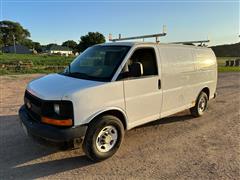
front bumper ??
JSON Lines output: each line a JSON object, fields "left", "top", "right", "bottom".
{"left": 19, "top": 105, "right": 87, "bottom": 143}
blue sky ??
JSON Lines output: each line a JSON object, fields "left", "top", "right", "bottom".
{"left": 1, "top": 0, "right": 239, "bottom": 46}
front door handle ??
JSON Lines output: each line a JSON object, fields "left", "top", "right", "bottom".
{"left": 158, "top": 79, "right": 161, "bottom": 89}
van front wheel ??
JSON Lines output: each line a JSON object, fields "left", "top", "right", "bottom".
{"left": 190, "top": 92, "right": 208, "bottom": 117}
{"left": 83, "top": 115, "right": 124, "bottom": 162}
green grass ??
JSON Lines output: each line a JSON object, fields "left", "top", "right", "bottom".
{"left": 0, "top": 53, "right": 73, "bottom": 66}
{"left": 0, "top": 53, "right": 239, "bottom": 75}
{"left": 0, "top": 53, "right": 74, "bottom": 75}
{"left": 217, "top": 57, "right": 240, "bottom": 72}
{"left": 218, "top": 66, "right": 240, "bottom": 72}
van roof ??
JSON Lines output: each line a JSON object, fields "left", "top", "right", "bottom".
{"left": 100, "top": 42, "right": 210, "bottom": 49}
{"left": 101, "top": 42, "right": 153, "bottom": 46}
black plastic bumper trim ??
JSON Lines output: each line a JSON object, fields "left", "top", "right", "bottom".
{"left": 19, "top": 106, "right": 87, "bottom": 143}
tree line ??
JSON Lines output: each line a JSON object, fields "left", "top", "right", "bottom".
{"left": 0, "top": 20, "right": 105, "bottom": 53}
{"left": 211, "top": 43, "right": 240, "bottom": 57}
{"left": 1, "top": 20, "right": 239, "bottom": 57}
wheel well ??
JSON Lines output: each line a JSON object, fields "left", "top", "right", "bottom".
{"left": 202, "top": 87, "right": 210, "bottom": 99}
{"left": 94, "top": 110, "right": 127, "bottom": 130}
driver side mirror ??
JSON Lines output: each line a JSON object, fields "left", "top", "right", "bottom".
{"left": 129, "top": 62, "right": 143, "bottom": 77}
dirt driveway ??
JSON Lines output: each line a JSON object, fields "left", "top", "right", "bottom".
{"left": 0, "top": 73, "right": 239, "bottom": 179}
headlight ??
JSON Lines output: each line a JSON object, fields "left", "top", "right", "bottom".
{"left": 54, "top": 104, "right": 60, "bottom": 115}
{"left": 42, "top": 101, "right": 73, "bottom": 123}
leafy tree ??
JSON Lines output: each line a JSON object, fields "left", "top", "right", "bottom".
{"left": 39, "top": 43, "right": 58, "bottom": 53}
{"left": 0, "top": 20, "right": 30, "bottom": 47}
{"left": 33, "top": 42, "right": 42, "bottom": 53}
{"left": 20, "top": 38, "right": 34, "bottom": 49}
{"left": 19, "top": 39, "right": 42, "bottom": 52}
{"left": 46, "top": 43, "right": 58, "bottom": 49}
{"left": 0, "top": 33, "right": 3, "bottom": 48}
{"left": 77, "top": 32, "right": 105, "bottom": 52}
{"left": 62, "top": 40, "right": 77, "bottom": 51}
{"left": 211, "top": 43, "right": 240, "bottom": 57}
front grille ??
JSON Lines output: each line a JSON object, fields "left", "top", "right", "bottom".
{"left": 25, "top": 91, "right": 42, "bottom": 107}
{"left": 23, "top": 90, "right": 74, "bottom": 127}
{"left": 24, "top": 90, "right": 42, "bottom": 122}
{"left": 27, "top": 108, "right": 41, "bottom": 122}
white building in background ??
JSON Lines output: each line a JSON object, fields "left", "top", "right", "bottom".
{"left": 46, "top": 45, "right": 73, "bottom": 56}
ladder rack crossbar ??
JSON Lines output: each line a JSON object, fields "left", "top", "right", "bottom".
{"left": 109, "top": 33, "right": 167, "bottom": 42}
{"left": 170, "top": 40, "right": 210, "bottom": 44}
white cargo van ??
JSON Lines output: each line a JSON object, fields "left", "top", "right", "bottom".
{"left": 19, "top": 40, "right": 217, "bottom": 161}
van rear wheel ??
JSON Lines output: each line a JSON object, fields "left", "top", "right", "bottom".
{"left": 190, "top": 92, "right": 208, "bottom": 117}
{"left": 83, "top": 115, "right": 124, "bottom": 162}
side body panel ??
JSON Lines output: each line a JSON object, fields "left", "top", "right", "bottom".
{"left": 158, "top": 45, "right": 196, "bottom": 117}
{"left": 192, "top": 47, "right": 217, "bottom": 100}
{"left": 158, "top": 44, "right": 217, "bottom": 118}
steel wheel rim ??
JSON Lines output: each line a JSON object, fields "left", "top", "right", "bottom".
{"left": 96, "top": 125, "right": 118, "bottom": 153}
{"left": 198, "top": 96, "right": 207, "bottom": 113}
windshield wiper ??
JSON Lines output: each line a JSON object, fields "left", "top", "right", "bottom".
{"left": 66, "top": 72, "right": 93, "bottom": 79}
{"left": 61, "top": 70, "right": 108, "bottom": 81}
{"left": 64, "top": 64, "right": 87, "bottom": 78}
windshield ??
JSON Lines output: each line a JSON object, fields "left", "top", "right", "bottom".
{"left": 63, "top": 45, "right": 130, "bottom": 81}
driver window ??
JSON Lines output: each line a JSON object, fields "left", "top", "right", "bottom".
{"left": 117, "top": 47, "right": 158, "bottom": 80}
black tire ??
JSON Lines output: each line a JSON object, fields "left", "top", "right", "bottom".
{"left": 190, "top": 91, "right": 208, "bottom": 117}
{"left": 83, "top": 115, "right": 124, "bottom": 162}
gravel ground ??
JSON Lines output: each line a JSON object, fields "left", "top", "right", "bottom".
{"left": 0, "top": 73, "right": 239, "bottom": 180}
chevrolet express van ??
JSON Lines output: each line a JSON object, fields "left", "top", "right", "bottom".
{"left": 19, "top": 42, "right": 217, "bottom": 161}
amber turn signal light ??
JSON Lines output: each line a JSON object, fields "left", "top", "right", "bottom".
{"left": 41, "top": 116, "right": 73, "bottom": 126}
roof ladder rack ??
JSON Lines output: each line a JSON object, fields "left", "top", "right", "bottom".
{"left": 109, "top": 25, "right": 167, "bottom": 43}
{"left": 169, "top": 40, "right": 210, "bottom": 46}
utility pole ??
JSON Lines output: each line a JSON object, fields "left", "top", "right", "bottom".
{"left": 12, "top": 34, "right": 16, "bottom": 53}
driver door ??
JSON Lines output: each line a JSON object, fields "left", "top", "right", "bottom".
{"left": 119, "top": 46, "right": 162, "bottom": 129}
